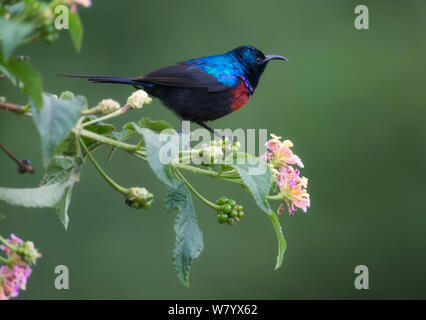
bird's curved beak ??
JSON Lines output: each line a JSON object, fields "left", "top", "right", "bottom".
{"left": 264, "top": 55, "right": 288, "bottom": 63}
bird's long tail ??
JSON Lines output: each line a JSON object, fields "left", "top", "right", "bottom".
{"left": 60, "top": 74, "right": 140, "bottom": 86}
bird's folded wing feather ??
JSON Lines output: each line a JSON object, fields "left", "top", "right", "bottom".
{"left": 132, "top": 62, "right": 230, "bottom": 93}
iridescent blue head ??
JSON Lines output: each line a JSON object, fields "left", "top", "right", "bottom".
{"left": 229, "top": 45, "right": 288, "bottom": 89}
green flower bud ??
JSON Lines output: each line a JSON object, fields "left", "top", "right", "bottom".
{"left": 17, "top": 241, "right": 42, "bottom": 265}
{"left": 132, "top": 201, "right": 141, "bottom": 209}
{"left": 126, "top": 187, "right": 154, "bottom": 210}
{"left": 229, "top": 210, "right": 238, "bottom": 218}
{"left": 223, "top": 204, "right": 232, "bottom": 214}
{"left": 237, "top": 211, "right": 245, "bottom": 219}
{"left": 216, "top": 196, "right": 228, "bottom": 205}
{"left": 228, "top": 199, "right": 236, "bottom": 207}
{"left": 218, "top": 213, "right": 228, "bottom": 224}
{"left": 226, "top": 217, "right": 234, "bottom": 225}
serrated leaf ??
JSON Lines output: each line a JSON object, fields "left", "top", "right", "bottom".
{"left": 0, "top": 18, "right": 34, "bottom": 60}
{"left": 55, "top": 184, "right": 73, "bottom": 230}
{"left": 0, "top": 59, "right": 16, "bottom": 85}
{"left": 31, "top": 93, "right": 85, "bottom": 167}
{"left": 111, "top": 129, "right": 132, "bottom": 142}
{"left": 132, "top": 117, "right": 174, "bottom": 133}
{"left": 6, "top": 2, "right": 26, "bottom": 15}
{"left": 40, "top": 155, "right": 76, "bottom": 186}
{"left": 1, "top": 56, "right": 43, "bottom": 109}
{"left": 40, "top": 155, "right": 81, "bottom": 229}
{"left": 132, "top": 124, "right": 180, "bottom": 188}
{"left": 68, "top": 12, "right": 83, "bottom": 52}
{"left": 269, "top": 212, "right": 287, "bottom": 270}
{"left": 231, "top": 158, "right": 272, "bottom": 214}
{"left": 164, "top": 182, "right": 203, "bottom": 287}
{"left": 84, "top": 116, "right": 115, "bottom": 135}
{"left": 59, "top": 91, "right": 75, "bottom": 100}
{"left": 0, "top": 180, "right": 72, "bottom": 208}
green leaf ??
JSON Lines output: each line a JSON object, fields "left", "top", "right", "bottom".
{"left": 0, "top": 154, "right": 79, "bottom": 228}
{"left": 0, "top": 180, "right": 72, "bottom": 208}
{"left": 133, "top": 117, "right": 174, "bottom": 133}
{"left": 55, "top": 184, "right": 73, "bottom": 230}
{"left": 0, "top": 55, "right": 43, "bottom": 108}
{"left": 40, "top": 155, "right": 76, "bottom": 185}
{"left": 68, "top": 12, "right": 83, "bottom": 52}
{"left": 116, "top": 117, "right": 174, "bottom": 147}
{"left": 84, "top": 116, "right": 116, "bottom": 135}
{"left": 40, "top": 155, "right": 81, "bottom": 230}
{"left": 111, "top": 129, "right": 132, "bottom": 142}
{"left": 31, "top": 93, "right": 85, "bottom": 167}
{"left": 164, "top": 182, "right": 203, "bottom": 287}
{"left": 0, "top": 18, "right": 34, "bottom": 60}
{"left": 231, "top": 158, "right": 272, "bottom": 214}
{"left": 269, "top": 212, "right": 287, "bottom": 270}
{"left": 132, "top": 124, "right": 180, "bottom": 188}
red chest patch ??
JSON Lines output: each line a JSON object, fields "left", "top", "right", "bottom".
{"left": 230, "top": 80, "right": 251, "bottom": 111}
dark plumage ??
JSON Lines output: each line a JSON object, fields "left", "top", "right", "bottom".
{"left": 63, "top": 46, "right": 287, "bottom": 134}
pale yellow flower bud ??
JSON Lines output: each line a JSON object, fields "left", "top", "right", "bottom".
{"left": 300, "top": 177, "right": 308, "bottom": 188}
{"left": 270, "top": 133, "right": 281, "bottom": 141}
{"left": 95, "top": 99, "right": 121, "bottom": 114}
{"left": 129, "top": 187, "right": 150, "bottom": 200}
{"left": 127, "top": 90, "right": 152, "bottom": 109}
{"left": 202, "top": 145, "right": 224, "bottom": 164}
{"left": 283, "top": 140, "right": 294, "bottom": 148}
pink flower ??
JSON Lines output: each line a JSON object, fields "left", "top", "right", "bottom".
{"left": 263, "top": 134, "right": 310, "bottom": 215}
{"left": 0, "top": 264, "right": 32, "bottom": 300}
{"left": 0, "top": 234, "right": 39, "bottom": 300}
{"left": 263, "top": 134, "right": 304, "bottom": 168}
{"left": 277, "top": 166, "right": 310, "bottom": 215}
{"left": 71, "top": 0, "right": 92, "bottom": 13}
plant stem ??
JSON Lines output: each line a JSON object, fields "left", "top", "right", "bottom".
{"left": 82, "top": 105, "right": 131, "bottom": 127}
{"left": 0, "top": 101, "right": 31, "bottom": 116}
{"left": 0, "top": 143, "right": 35, "bottom": 174}
{"left": 174, "top": 163, "right": 243, "bottom": 184}
{"left": 0, "top": 235, "right": 16, "bottom": 252}
{"left": 175, "top": 169, "right": 221, "bottom": 211}
{"left": 268, "top": 194, "right": 283, "bottom": 200}
{"left": 0, "top": 255, "right": 11, "bottom": 265}
{"left": 79, "top": 138, "right": 129, "bottom": 195}
{"left": 73, "top": 128, "right": 143, "bottom": 153}
{"left": 132, "top": 153, "right": 148, "bottom": 162}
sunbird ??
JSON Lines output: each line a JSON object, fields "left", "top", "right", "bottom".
{"left": 64, "top": 46, "right": 287, "bottom": 136}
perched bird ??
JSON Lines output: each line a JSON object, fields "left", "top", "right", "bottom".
{"left": 63, "top": 45, "right": 287, "bottom": 136}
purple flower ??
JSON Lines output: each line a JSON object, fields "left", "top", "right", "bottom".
{"left": 0, "top": 264, "right": 32, "bottom": 300}
{"left": 0, "top": 234, "right": 39, "bottom": 300}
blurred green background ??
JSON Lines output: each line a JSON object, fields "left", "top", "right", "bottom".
{"left": 1, "top": 0, "right": 426, "bottom": 299}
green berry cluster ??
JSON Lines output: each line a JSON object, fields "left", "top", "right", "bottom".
{"left": 125, "top": 187, "right": 153, "bottom": 210}
{"left": 199, "top": 138, "right": 242, "bottom": 166}
{"left": 215, "top": 197, "right": 244, "bottom": 225}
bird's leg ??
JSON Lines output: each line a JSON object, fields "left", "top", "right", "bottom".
{"left": 198, "top": 122, "right": 234, "bottom": 142}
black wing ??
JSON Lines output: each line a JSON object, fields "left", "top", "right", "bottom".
{"left": 132, "top": 62, "right": 230, "bottom": 93}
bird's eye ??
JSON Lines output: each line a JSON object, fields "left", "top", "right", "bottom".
{"left": 256, "top": 57, "right": 263, "bottom": 63}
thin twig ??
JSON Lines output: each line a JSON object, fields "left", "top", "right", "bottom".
{"left": 0, "top": 101, "right": 26, "bottom": 113}
{"left": 0, "top": 144, "right": 35, "bottom": 174}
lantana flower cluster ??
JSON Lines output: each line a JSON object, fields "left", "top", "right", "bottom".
{"left": 0, "top": 234, "right": 41, "bottom": 300}
{"left": 263, "top": 134, "right": 310, "bottom": 215}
